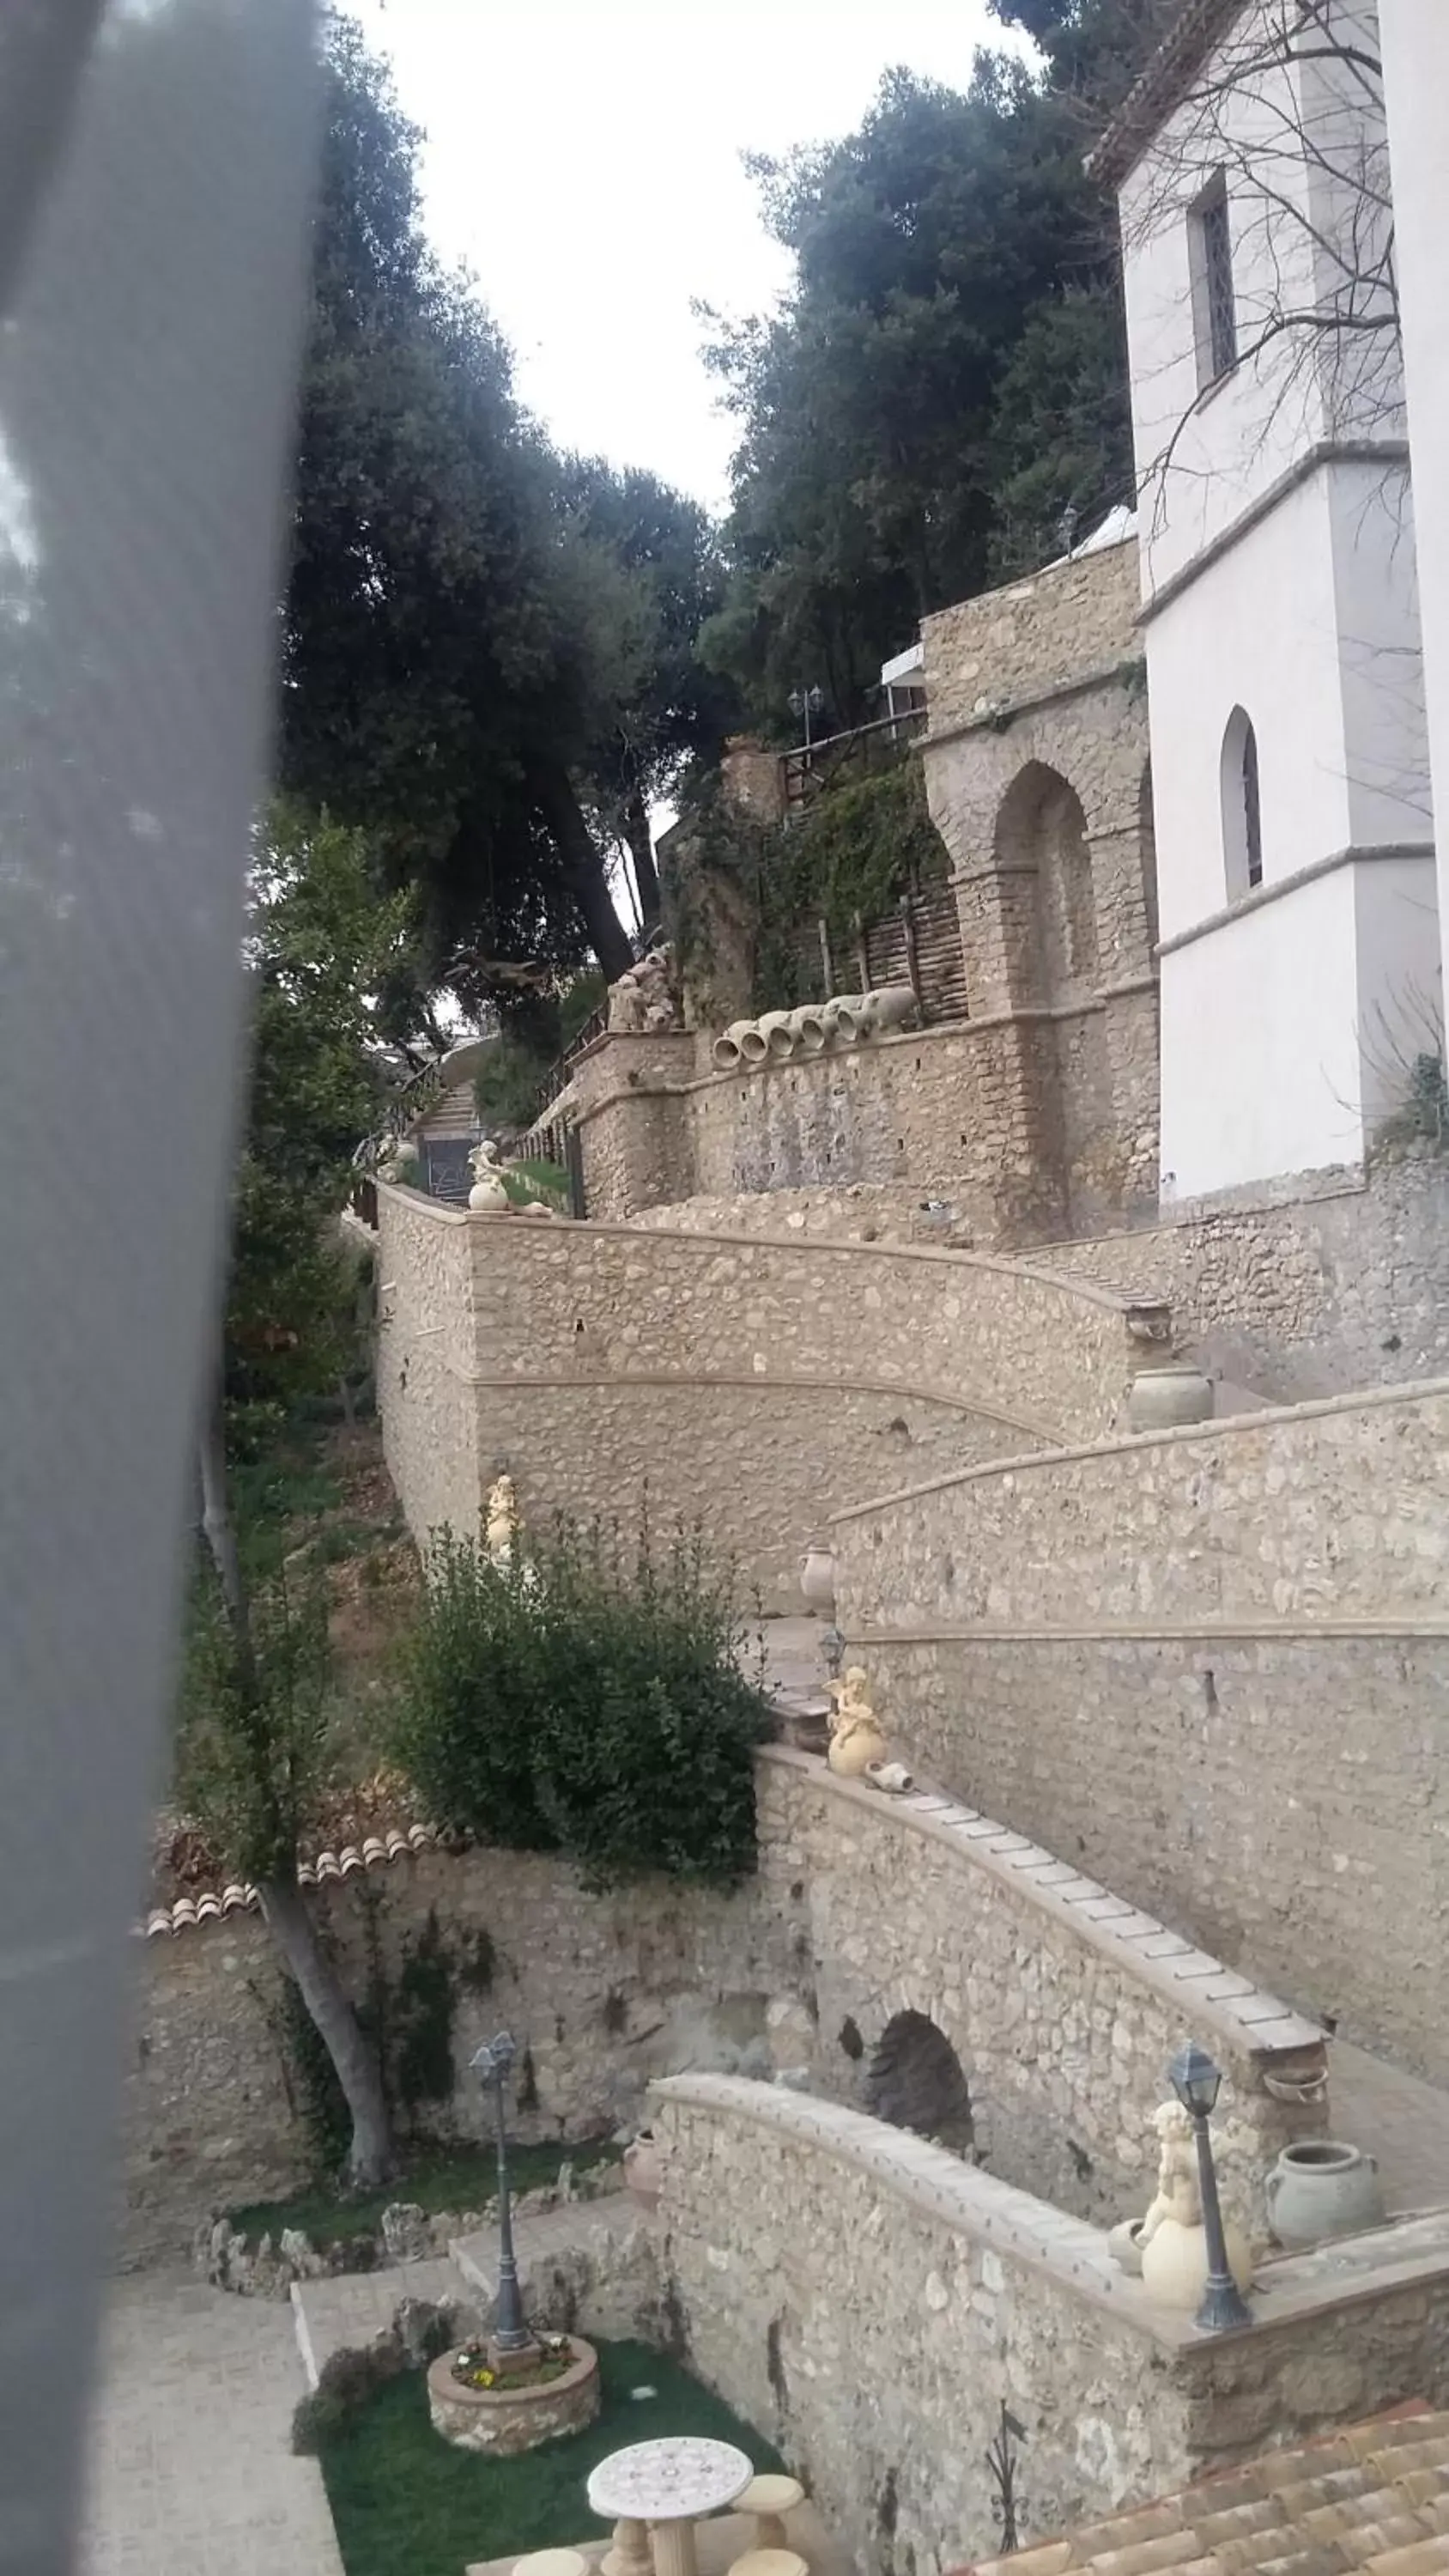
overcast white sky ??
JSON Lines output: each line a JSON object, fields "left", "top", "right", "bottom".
{"left": 351, "top": 1, "right": 1015, "bottom": 515}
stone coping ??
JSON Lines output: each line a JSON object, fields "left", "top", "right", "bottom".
{"left": 828, "top": 1370, "right": 1449, "bottom": 1528}
{"left": 758, "top": 1747, "right": 1325, "bottom": 2068}
{"left": 377, "top": 1182, "right": 1158, "bottom": 1325}
{"left": 852, "top": 1617, "right": 1449, "bottom": 1643}
{"left": 652, "top": 2072, "right": 1449, "bottom": 2348}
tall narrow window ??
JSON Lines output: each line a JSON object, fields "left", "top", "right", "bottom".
{"left": 1221, "top": 707, "right": 1263, "bottom": 896}
{"left": 1190, "top": 173, "right": 1238, "bottom": 386}
{"left": 1240, "top": 724, "right": 1262, "bottom": 888}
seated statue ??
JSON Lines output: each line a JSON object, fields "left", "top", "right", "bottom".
{"left": 1137, "top": 2100, "right": 1202, "bottom": 2245}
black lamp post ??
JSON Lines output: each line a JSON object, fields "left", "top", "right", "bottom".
{"left": 1167, "top": 2039, "right": 1254, "bottom": 2335}
{"left": 471, "top": 2032, "right": 536, "bottom": 2360}
{"left": 789, "top": 683, "right": 825, "bottom": 751}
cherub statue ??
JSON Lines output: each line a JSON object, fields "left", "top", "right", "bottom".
{"left": 607, "top": 972, "right": 646, "bottom": 1032}
{"left": 485, "top": 1472, "right": 519, "bottom": 1566}
{"left": 1137, "top": 2100, "right": 1202, "bottom": 2246}
{"left": 826, "top": 1666, "right": 887, "bottom": 1778}
{"left": 468, "top": 1137, "right": 509, "bottom": 1212}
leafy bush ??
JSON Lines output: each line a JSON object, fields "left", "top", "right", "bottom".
{"left": 392, "top": 1517, "right": 772, "bottom": 1888}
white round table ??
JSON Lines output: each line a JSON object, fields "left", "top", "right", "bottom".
{"left": 588, "top": 2436, "right": 754, "bottom": 2576}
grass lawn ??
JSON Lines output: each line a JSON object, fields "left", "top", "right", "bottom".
{"left": 231, "top": 2135, "right": 621, "bottom": 2248}
{"left": 319, "top": 2337, "right": 783, "bottom": 2576}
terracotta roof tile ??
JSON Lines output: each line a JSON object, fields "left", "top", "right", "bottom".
{"left": 141, "top": 1820, "right": 440, "bottom": 1936}
{"left": 955, "top": 2412, "right": 1449, "bottom": 2576}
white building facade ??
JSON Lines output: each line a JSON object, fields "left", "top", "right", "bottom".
{"left": 1096, "top": 0, "right": 1438, "bottom": 1203}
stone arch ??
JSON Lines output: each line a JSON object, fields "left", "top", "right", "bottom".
{"left": 864, "top": 2010, "right": 975, "bottom": 2157}
{"left": 993, "top": 760, "right": 1101, "bottom": 1008}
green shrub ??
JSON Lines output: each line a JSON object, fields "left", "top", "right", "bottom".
{"left": 392, "top": 1517, "right": 772, "bottom": 1888}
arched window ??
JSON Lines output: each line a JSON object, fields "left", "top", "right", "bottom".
{"left": 1221, "top": 708, "right": 1263, "bottom": 897}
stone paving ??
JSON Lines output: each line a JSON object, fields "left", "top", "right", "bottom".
{"left": 1332, "top": 2039, "right": 1449, "bottom": 2216}
{"left": 78, "top": 2271, "right": 343, "bottom": 2576}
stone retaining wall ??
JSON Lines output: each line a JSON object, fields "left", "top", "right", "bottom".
{"left": 1027, "top": 1154, "right": 1449, "bottom": 1400}
{"left": 376, "top": 1188, "right": 1162, "bottom": 1601}
{"left": 756, "top": 1754, "right": 1323, "bottom": 2236}
{"left": 652, "top": 2075, "right": 1449, "bottom": 2576}
{"left": 124, "top": 1752, "right": 1328, "bottom": 2263}
{"left": 830, "top": 1382, "right": 1449, "bottom": 2077}
{"left": 835, "top": 1381, "right": 1449, "bottom": 1631}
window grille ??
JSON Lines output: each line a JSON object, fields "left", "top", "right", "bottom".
{"left": 1192, "top": 175, "right": 1238, "bottom": 384}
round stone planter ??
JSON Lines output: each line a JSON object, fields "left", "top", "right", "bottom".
{"left": 427, "top": 2339, "right": 601, "bottom": 2457}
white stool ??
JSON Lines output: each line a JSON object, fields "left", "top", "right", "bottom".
{"left": 727, "top": 2549, "right": 808, "bottom": 2576}
{"left": 737, "top": 2478, "right": 807, "bottom": 2553}
{"left": 514, "top": 2554, "right": 590, "bottom": 2576}
{"left": 601, "top": 2524, "right": 652, "bottom": 2576}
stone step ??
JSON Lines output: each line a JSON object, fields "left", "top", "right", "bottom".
{"left": 291, "top": 2254, "right": 460, "bottom": 2390}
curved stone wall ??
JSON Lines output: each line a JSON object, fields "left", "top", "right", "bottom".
{"left": 652, "top": 2073, "right": 1449, "bottom": 2576}
{"left": 756, "top": 1751, "right": 1320, "bottom": 2235}
{"left": 829, "top": 1381, "right": 1449, "bottom": 2075}
{"left": 377, "top": 1187, "right": 1163, "bottom": 1603}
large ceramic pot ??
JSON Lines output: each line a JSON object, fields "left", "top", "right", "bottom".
{"left": 748, "top": 1009, "right": 796, "bottom": 1061}
{"left": 1140, "top": 2215, "right": 1253, "bottom": 2311}
{"left": 1127, "top": 1363, "right": 1215, "bottom": 1433}
{"left": 712, "top": 1020, "right": 754, "bottom": 1072}
{"left": 786, "top": 1005, "right": 828, "bottom": 1054}
{"left": 799, "top": 1540, "right": 837, "bottom": 1618}
{"left": 1266, "top": 2141, "right": 1385, "bottom": 2249}
{"left": 828, "top": 1718, "right": 887, "bottom": 1777}
{"left": 825, "top": 996, "right": 870, "bottom": 1044}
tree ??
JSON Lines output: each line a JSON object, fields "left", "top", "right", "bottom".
{"left": 280, "top": 15, "right": 634, "bottom": 1003}
{"left": 700, "top": 59, "right": 1137, "bottom": 733}
{"left": 189, "top": 807, "right": 415, "bottom": 2188}
{"left": 556, "top": 459, "right": 735, "bottom": 928}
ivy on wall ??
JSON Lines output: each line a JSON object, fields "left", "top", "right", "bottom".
{"left": 267, "top": 1897, "right": 498, "bottom": 2177}
{"left": 666, "top": 751, "right": 949, "bottom": 1017}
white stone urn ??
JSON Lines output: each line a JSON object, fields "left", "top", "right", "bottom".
{"left": 623, "top": 2130, "right": 664, "bottom": 2211}
{"left": 1140, "top": 2215, "right": 1253, "bottom": 2311}
{"left": 799, "top": 1540, "right": 837, "bottom": 1619}
{"left": 1127, "top": 1362, "right": 1215, "bottom": 1434}
{"left": 1265, "top": 2140, "right": 1385, "bottom": 2249}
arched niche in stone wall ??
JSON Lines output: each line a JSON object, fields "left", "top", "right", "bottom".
{"left": 864, "top": 2009, "right": 976, "bottom": 2159}
{"left": 992, "top": 759, "right": 1100, "bottom": 1008}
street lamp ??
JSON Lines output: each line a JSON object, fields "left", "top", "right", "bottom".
{"left": 1167, "top": 2039, "right": 1254, "bottom": 2335}
{"left": 788, "top": 683, "right": 825, "bottom": 751}
{"left": 471, "top": 2032, "right": 538, "bottom": 2366}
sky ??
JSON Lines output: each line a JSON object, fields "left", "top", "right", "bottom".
{"left": 351, "top": 0, "right": 1016, "bottom": 517}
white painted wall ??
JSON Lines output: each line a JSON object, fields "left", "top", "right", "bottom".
{"left": 1120, "top": 0, "right": 1396, "bottom": 603}
{"left": 1145, "top": 470, "right": 1351, "bottom": 945}
{"left": 1380, "top": 0, "right": 1449, "bottom": 1028}
{"left": 1161, "top": 869, "right": 1363, "bottom": 1197}
{"left": 1353, "top": 854, "right": 1443, "bottom": 1124}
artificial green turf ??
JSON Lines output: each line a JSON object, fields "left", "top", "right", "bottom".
{"left": 230, "top": 2136, "right": 621, "bottom": 2249}
{"left": 319, "top": 2336, "right": 783, "bottom": 2576}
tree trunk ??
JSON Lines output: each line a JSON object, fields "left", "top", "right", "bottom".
{"left": 622, "top": 787, "right": 661, "bottom": 934}
{"left": 258, "top": 1874, "right": 396, "bottom": 2188}
{"left": 198, "top": 1397, "right": 252, "bottom": 1655}
{"left": 197, "top": 1393, "right": 394, "bottom": 2188}
{"left": 537, "top": 771, "right": 633, "bottom": 981}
